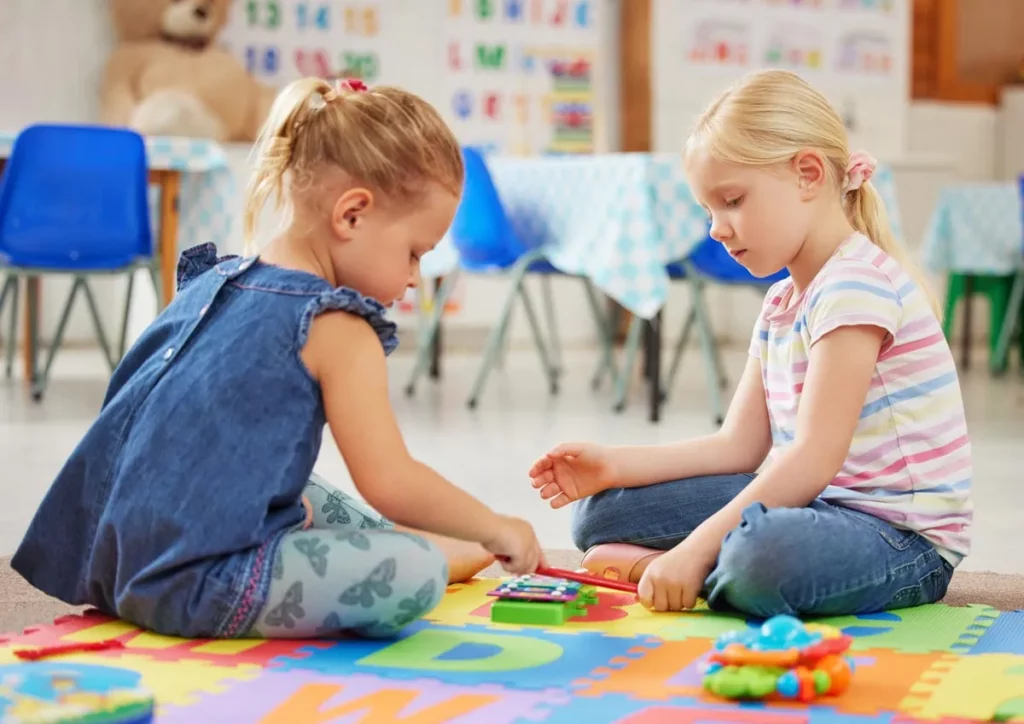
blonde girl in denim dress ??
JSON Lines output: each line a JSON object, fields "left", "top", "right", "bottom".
{"left": 14, "top": 78, "right": 544, "bottom": 639}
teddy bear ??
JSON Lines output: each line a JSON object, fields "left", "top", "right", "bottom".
{"left": 101, "top": 0, "right": 278, "bottom": 142}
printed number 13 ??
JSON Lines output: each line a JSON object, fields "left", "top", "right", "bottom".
{"left": 246, "top": 0, "right": 281, "bottom": 28}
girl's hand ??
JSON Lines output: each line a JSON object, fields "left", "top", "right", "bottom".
{"left": 301, "top": 495, "right": 314, "bottom": 530}
{"left": 484, "top": 515, "right": 546, "bottom": 575}
{"left": 529, "top": 442, "right": 616, "bottom": 508}
{"left": 638, "top": 537, "right": 718, "bottom": 612}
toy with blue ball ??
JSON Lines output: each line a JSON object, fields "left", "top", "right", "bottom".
{"left": 703, "top": 615, "right": 856, "bottom": 702}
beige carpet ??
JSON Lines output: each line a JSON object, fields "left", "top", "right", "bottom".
{"left": 0, "top": 553, "right": 1020, "bottom": 634}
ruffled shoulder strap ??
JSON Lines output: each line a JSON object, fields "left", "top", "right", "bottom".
{"left": 299, "top": 286, "right": 399, "bottom": 356}
{"left": 176, "top": 243, "right": 240, "bottom": 292}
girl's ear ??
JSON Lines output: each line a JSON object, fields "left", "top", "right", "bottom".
{"left": 331, "top": 188, "right": 374, "bottom": 239}
{"left": 791, "top": 149, "right": 828, "bottom": 200}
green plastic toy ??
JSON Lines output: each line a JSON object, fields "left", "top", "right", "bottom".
{"left": 488, "top": 574, "right": 599, "bottom": 626}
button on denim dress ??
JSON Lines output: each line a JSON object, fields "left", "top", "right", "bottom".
{"left": 12, "top": 243, "right": 399, "bottom": 638}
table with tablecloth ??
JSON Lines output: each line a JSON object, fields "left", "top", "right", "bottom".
{"left": 419, "top": 151, "right": 904, "bottom": 420}
{"left": 921, "top": 182, "right": 1023, "bottom": 370}
{"left": 923, "top": 183, "right": 1022, "bottom": 275}
{"left": 0, "top": 131, "right": 236, "bottom": 382}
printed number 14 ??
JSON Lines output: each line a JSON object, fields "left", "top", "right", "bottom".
{"left": 296, "top": 3, "right": 330, "bottom": 29}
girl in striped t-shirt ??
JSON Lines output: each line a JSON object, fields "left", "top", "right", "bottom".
{"left": 528, "top": 69, "right": 972, "bottom": 617}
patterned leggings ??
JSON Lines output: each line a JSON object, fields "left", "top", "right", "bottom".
{"left": 248, "top": 473, "right": 448, "bottom": 639}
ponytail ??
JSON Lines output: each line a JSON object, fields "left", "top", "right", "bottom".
{"left": 243, "top": 78, "right": 335, "bottom": 254}
{"left": 846, "top": 182, "right": 942, "bottom": 321}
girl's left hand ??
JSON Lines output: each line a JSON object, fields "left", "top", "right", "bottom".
{"left": 637, "top": 537, "right": 718, "bottom": 612}
{"left": 301, "top": 495, "right": 314, "bottom": 530}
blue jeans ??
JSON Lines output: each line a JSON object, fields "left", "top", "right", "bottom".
{"left": 571, "top": 473, "right": 954, "bottom": 618}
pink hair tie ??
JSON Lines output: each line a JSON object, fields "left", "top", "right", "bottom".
{"left": 843, "top": 151, "right": 877, "bottom": 194}
{"left": 338, "top": 78, "right": 368, "bottom": 93}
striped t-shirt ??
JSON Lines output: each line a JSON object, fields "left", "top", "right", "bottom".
{"left": 749, "top": 234, "right": 972, "bottom": 565}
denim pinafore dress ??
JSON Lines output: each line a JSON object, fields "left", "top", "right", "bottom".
{"left": 12, "top": 243, "right": 398, "bottom": 638}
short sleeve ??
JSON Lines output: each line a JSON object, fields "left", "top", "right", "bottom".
{"left": 298, "top": 287, "right": 399, "bottom": 356}
{"left": 804, "top": 262, "right": 902, "bottom": 347}
{"left": 176, "top": 243, "right": 238, "bottom": 292}
{"left": 749, "top": 280, "right": 789, "bottom": 359}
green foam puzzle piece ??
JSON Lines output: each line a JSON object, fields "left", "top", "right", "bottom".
{"left": 813, "top": 603, "right": 999, "bottom": 653}
{"left": 656, "top": 610, "right": 751, "bottom": 641}
{"left": 993, "top": 696, "right": 1024, "bottom": 722}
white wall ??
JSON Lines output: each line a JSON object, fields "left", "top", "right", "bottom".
{"left": 0, "top": 0, "right": 120, "bottom": 346}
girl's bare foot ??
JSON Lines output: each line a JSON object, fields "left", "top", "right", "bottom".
{"left": 396, "top": 527, "right": 496, "bottom": 583}
{"left": 581, "top": 543, "right": 663, "bottom": 583}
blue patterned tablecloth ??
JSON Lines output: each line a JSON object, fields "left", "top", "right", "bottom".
{"left": 0, "top": 133, "right": 236, "bottom": 253}
{"left": 922, "top": 183, "right": 1022, "bottom": 275}
{"left": 422, "top": 152, "right": 905, "bottom": 319}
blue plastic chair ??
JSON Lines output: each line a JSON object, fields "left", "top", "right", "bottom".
{"left": 0, "top": 124, "right": 158, "bottom": 400}
{"left": 404, "top": 146, "right": 615, "bottom": 408}
{"left": 992, "top": 175, "right": 1024, "bottom": 375}
{"left": 608, "top": 235, "right": 789, "bottom": 424}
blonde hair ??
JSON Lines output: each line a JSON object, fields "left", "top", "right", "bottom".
{"left": 243, "top": 77, "right": 464, "bottom": 252}
{"left": 684, "top": 69, "right": 941, "bottom": 319}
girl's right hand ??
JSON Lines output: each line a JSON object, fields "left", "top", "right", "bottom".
{"left": 528, "top": 442, "right": 616, "bottom": 508}
{"left": 484, "top": 515, "right": 545, "bottom": 575}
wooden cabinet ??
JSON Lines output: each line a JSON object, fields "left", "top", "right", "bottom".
{"left": 911, "top": 0, "right": 1021, "bottom": 104}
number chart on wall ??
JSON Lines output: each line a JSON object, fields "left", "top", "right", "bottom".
{"left": 220, "top": 0, "right": 396, "bottom": 87}
{"left": 444, "top": 0, "right": 603, "bottom": 157}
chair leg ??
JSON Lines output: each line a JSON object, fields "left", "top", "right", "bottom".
{"left": 35, "top": 278, "right": 83, "bottom": 399}
{"left": 583, "top": 279, "right": 620, "bottom": 390}
{"left": 5, "top": 276, "right": 20, "bottom": 380}
{"left": 612, "top": 313, "right": 646, "bottom": 413}
{"left": 118, "top": 271, "right": 137, "bottom": 362}
{"left": 405, "top": 271, "right": 460, "bottom": 396}
{"left": 149, "top": 265, "right": 164, "bottom": 313}
{"left": 496, "top": 300, "right": 515, "bottom": 370}
{"left": 518, "top": 280, "right": 559, "bottom": 395}
{"left": 80, "top": 278, "right": 116, "bottom": 372}
{"left": 684, "top": 267, "right": 725, "bottom": 426}
{"left": 665, "top": 305, "right": 697, "bottom": 399}
{"left": 27, "top": 276, "right": 41, "bottom": 400}
{"left": 0, "top": 276, "right": 11, "bottom": 326}
{"left": 540, "top": 274, "right": 562, "bottom": 375}
{"left": 467, "top": 263, "right": 532, "bottom": 409}
{"left": 0, "top": 276, "right": 14, "bottom": 379}
{"left": 992, "top": 269, "right": 1024, "bottom": 375}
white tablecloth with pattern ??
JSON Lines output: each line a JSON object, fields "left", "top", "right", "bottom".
{"left": 922, "top": 183, "right": 1022, "bottom": 275}
{"left": 423, "top": 152, "right": 904, "bottom": 319}
{"left": 0, "top": 133, "right": 236, "bottom": 254}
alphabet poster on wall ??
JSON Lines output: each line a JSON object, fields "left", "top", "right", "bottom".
{"left": 443, "top": 0, "right": 602, "bottom": 156}
{"left": 672, "top": 0, "right": 904, "bottom": 83}
{"left": 653, "top": 0, "right": 910, "bottom": 157}
{"left": 219, "top": 0, "right": 399, "bottom": 87}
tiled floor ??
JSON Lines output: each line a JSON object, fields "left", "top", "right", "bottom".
{"left": 1, "top": 344, "right": 1022, "bottom": 574}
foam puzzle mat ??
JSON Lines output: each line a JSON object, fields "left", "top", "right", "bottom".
{"left": 1, "top": 578, "right": 1023, "bottom": 722}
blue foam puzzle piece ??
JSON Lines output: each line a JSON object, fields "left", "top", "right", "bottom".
{"left": 532, "top": 692, "right": 898, "bottom": 723}
{"left": 268, "top": 621, "right": 660, "bottom": 691}
{"left": 964, "top": 611, "right": 1024, "bottom": 655}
